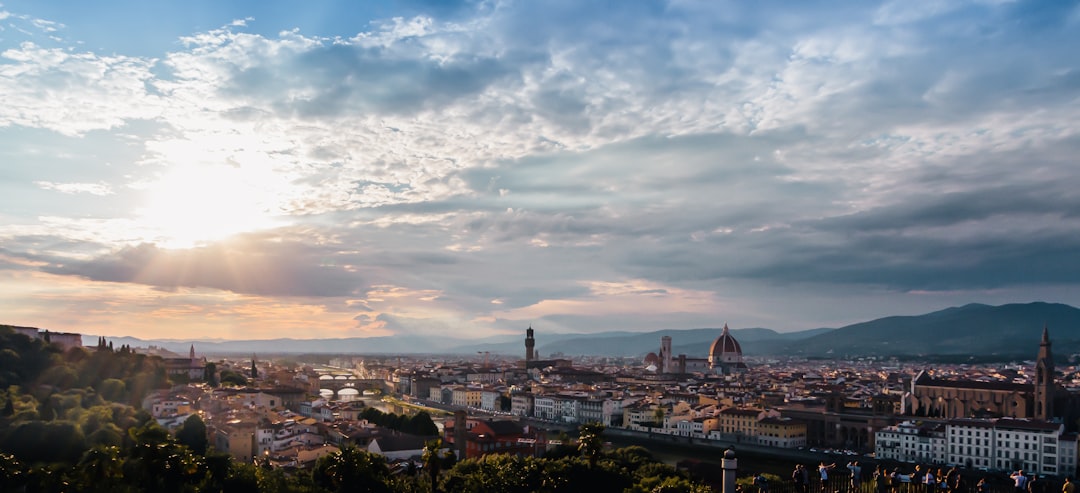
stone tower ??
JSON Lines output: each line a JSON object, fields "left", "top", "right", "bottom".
{"left": 525, "top": 326, "right": 536, "bottom": 363}
{"left": 660, "top": 336, "right": 673, "bottom": 374}
{"left": 1035, "top": 326, "right": 1055, "bottom": 421}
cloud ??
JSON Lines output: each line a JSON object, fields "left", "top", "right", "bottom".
{"left": 2, "top": 0, "right": 1080, "bottom": 337}
{"left": 0, "top": 43, "right": 162, "bottom": 136}
{"left": 39, "top": 237, "right": 368, "bottom": 298}
{"left": 34, "top": 181, "right": 114, "bottom": 196}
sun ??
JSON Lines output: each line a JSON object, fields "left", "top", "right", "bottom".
{"left": 135, "top": 163, "right": 285, "bottom": 248}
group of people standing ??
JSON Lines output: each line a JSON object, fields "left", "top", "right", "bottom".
{"left": 789, "top": 462, "right": 863, "bottom": 493}
{"left": 789, "top": 462, "right": 965, "bottom": 493}
{"left": 784, "top": 463, "right": 1076, "bottom": 493}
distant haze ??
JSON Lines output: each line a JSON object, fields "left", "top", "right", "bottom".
{"left": 2, "top": 2, "right": 1080, "bottom": 340}
{"left": 26, "top": 302, "right": 1076, "bottom": 358}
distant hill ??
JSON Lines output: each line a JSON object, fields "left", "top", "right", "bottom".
{"left": 8, "top": 302, "right": 1077, "bottom": 358}
{"left": 783, "top": 302, "right": 1080, "bottom": 358}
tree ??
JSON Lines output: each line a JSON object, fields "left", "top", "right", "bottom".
{"left": 97, "top": 378, "right": 126, "bottom": 402}
{"left": 439, "top": 454, "right": 544, "bottom": 493}
{"left": 176, "top": 414, "right": 208, "bottom": 455}
{"left": 410, "top": 411, "right": 439, "bottom": 436}
{"left": 312, "top": 446, "right": 392, "bottom": 493}
{"left": 205, "top": 362, "right": 218, "bottom": 387}
{"left": 422, "top": 439, "right": 444, "bottom": 493}
{"left": 219, "top": 370, "right": 248, "bottom": 387}
{"left": 70, "top": 445, "right": 125, "bottom": 493}
{"left": 577, "top": 422, "right": 605, "bottom": 468}
{"left": 123, "top": 422, "right": 205, "bottom": 493}
{"left": 653, "top": 406, "right": 665, "bottom": 427}
{"left": 0, "top": 453, "right": 26, "bottom": 492}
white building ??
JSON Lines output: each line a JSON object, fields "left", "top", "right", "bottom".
{"left": 946, "top": 419, "right": 996, "bottom": 471}
{"left": 874, "top": 420, "right": 946, "bottom": 464}
{"left": 877, "top": 418, "right": 1079, "bottom": 477}
{"left": 602, "top": 399, "right": 624, "bottom": 427}
{"left": 511, "top": 393, "right": 533, "bottom": 417}
{"left": 480, "top": 389, "right": 501, "bottom": 412}
{"left": 985, "top": 418, "right": 1067, "bottom": 476}
{"left": 533, "top": 396, "right": 556, "bottom": 420}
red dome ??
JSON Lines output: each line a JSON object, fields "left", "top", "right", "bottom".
{"left": 644, "top": 352, "right": 660, "bottom": 365}
{"left": 709, "top": 324, "right": 742, "bottom": 359}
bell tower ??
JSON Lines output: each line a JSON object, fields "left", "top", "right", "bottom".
{"left": 525, "top": 326, "right": 536, "bottom": 363}
{"left": 1034, "top": 326, "right": 1054, "bottom": 421}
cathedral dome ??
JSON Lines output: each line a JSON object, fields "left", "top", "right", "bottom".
{"left": 709, "top": 324, "right": 742, "bottom": 360}
{"left": 644, "top": 352, "right": 660, "bottom": 366}
{"left": 708, "top": 324, "right": 747, "bottom": 375}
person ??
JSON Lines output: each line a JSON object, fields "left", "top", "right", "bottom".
{"left": 945, "top": 467, "right": 959, "bottom": 491}
{"left": 874, "top": 466, "right": 888, "bottom": 493}
{"left": 978, "top": 478, "right": 989, "bottom": 493}
{"left": 849, "top": 462, "right": 863, "bottom": 491}
{"left": 1028, "top": 474, "right": 1041, "bottom": 493}
{"left": 945, "top": 468, "right": 960, "bottom": 493}
{"left": 1012, "top": 470, "right": 1029, "bottom": 493}
{"left": 890, "top": 468, "right": 901, "bottom": 493}
{"left": 755, "top": 472, "right": 770, "bottom": 493}
{"left": 924, "top": 467, "right": 937, "bottom": 493}
{"left": 951, "top": 472, "right": 965, "bottom": 493}
{"left": 1064, "top": 477, "right": 1076, "bottom": 493}
{"left": 820, "top": 462, "right": 837, "bottom": 493}
{"left": 794, "top": 464, "right": 810, "bottom": 493}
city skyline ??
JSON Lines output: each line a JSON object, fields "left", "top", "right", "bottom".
{"left": 2, "top": 1, "right": 1080, "bottom": 340}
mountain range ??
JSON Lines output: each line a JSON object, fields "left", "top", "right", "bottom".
{"left": 6, "top": 302, "right": 1078, "bottom": 358}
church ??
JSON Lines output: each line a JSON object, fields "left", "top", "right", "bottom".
{"left": 904, "top": 327, "right": 1080, "bottom": 427}
{"left": 643, "top": 324, "right": 748, "bottom": 375}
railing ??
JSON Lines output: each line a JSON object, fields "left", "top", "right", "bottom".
{"left": 740, "top": 478, "right": 1041, "bottom": 493}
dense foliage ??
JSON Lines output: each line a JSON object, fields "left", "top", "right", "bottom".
{"left": 0, "top": 436, "right": 710, "bottom": 493}
{"left": 360, "top": 408, "right": 440, "bottom": 436}
{"left": 0, "top": 327, "right": 174, "bottom": 465}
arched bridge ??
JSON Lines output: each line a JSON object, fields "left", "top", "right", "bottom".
{"left": 317, "top": 372, "right": 385, "bottom": 399}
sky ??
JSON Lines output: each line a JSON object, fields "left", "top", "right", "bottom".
{"left": 2, "top": 0, "right": 1080, "bottom": 342}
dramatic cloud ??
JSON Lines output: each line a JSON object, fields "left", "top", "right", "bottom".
{"left": 1, "top": 1, "right": 1079, "bottom": 340}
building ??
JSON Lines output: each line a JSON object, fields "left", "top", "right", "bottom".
{"left": 443, "top": 418, "right": 540, "bottom": 459}
{"left": 525, "top": 326, "right": 536, "bottom": 363}
{"left": 904, "top": 327, "right": 1077, "bottom": 424}
{"left": 368, "top": 433, "right": 432, "bottom": 461}
{"left": 511, "top": 393, "right": 534, "bottom": 417}
{"left": 215, "top": 420, "right": 257, "bottom": 463}
{"left": 1034, "top": 326, "right": 1054, "bottom": 421}
{"left": 946, "top": 418, "right": 998, "bottom": 471}
{"left": 644, "top": 336, "right": 710, "bottom": 374}
{"left": 708, "top": 324, "right": 747, "bottom": 375}
{"left": 522, "top": 326, "right": 573, "bottom": 370}
{"left": 874, "top": 420, "right": 946, "bottom": 464}
{"left": 987, "top": 418, "right": 1067, "bottom": 475}
{"left": 164, "top": 345, "right": 207, "bottom": 381}
{"left": 9, "top": 327, "right": 83, "bottom": 351}
{"left": 660, "top": 336, "right": 673, "bottom": 374}
{"left": 876, "top": 417, "right": 1079, "bottom": 476}
{"left": 715, "top": 407, "right": 761, "bottom": 437}
{"left": 756, "top": 417, "right": 808, "bottom": 449}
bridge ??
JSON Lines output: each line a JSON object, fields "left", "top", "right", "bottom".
{"left": 316, "top": 372, "right": 385, "bottom": 399}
